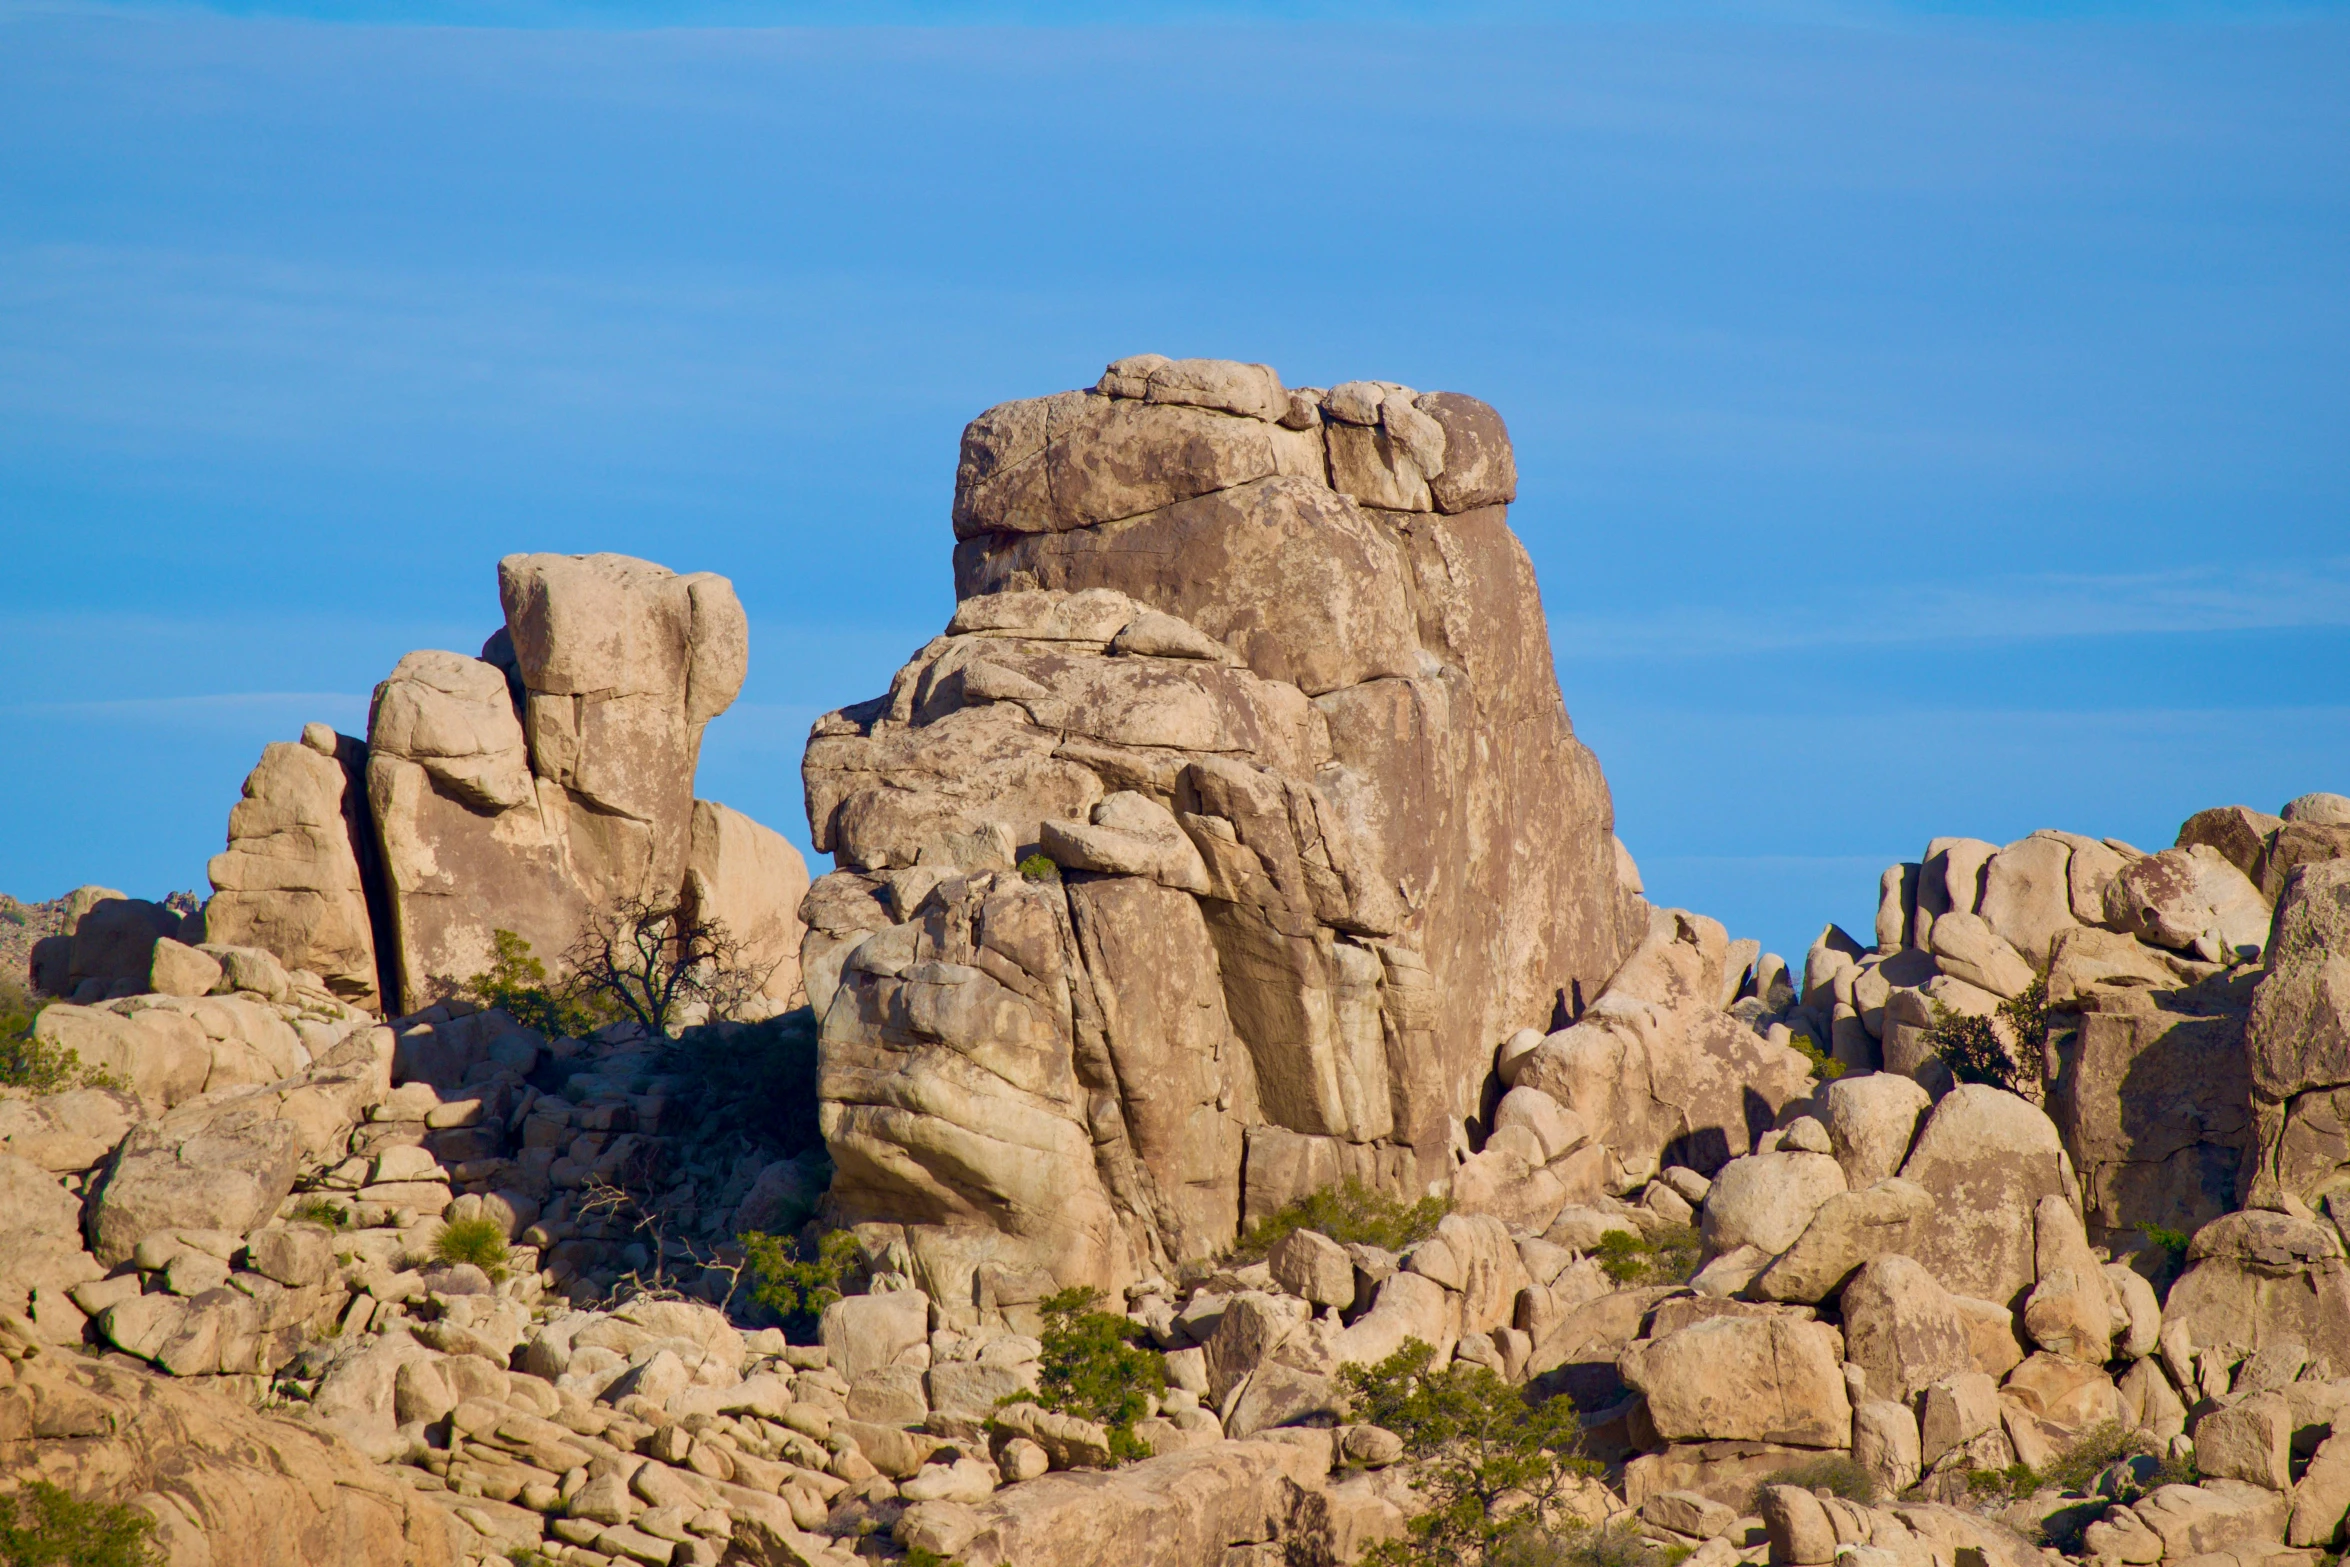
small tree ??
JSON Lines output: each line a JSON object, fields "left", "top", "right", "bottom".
{"left": 1343, "top": 1339, "right": 1598, "bottom": 1566}
{"left": 562, "top": 895, "right": 772, "bottom": 1041}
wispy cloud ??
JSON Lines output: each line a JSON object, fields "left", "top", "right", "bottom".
{"left": 1552, "top": 559, "right": 2350, "bottom": 658}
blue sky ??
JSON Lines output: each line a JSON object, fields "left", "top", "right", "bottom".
{"left": 3, "top": 1, "right": 2344, "bottom": 968}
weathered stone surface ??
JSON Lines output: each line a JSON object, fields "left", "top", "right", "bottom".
{"left": 1620, "top": 1316, "right": 1850, "bottom": 1447}
{"left": 368, "top": 553, "right": 750, "bottom": 1013}
{"left": 2130, "top": 1481, "right": 2289, "bottom": 1560}
{"left": 2165, "top": 1208, "right": 2350, "bottom": 1364}
{"left": 1979, "top": 835, "right": 2082, "bottom": 969}
{"left": 1520, "top": 909, "right": 1815, "bottom": 1185}
{"left": 1700, "top": 1150, "right": 1846, "bottom": 1256}
{"left": 2179, "top": 806, "right": 2285, "bottom": 887}
{"left": 1852, "top": 1398, "right": 1922, "bottom": 1496}
{"left": 1751, "top": 1178, "right": 1933, "bottom": 1304}
{"left": 204, "top": 729, "right": 384, "bottom": 1007}
{"left": 1841, "top": 1255, "right": 1974, "bottom": 1405}
{"left": 2022, "top": 1194, "right": 2117, "bottom": 1364}
{"left": 2290, "top": 1432, "right": 2350, "bottom": 1545}
{"left": 814, "top": 367, "right": 1641, "bottom": 1299}
{"left": 0, "top": 1087, "right": 140, "bottom": 1173}
{"left": 2108, "top": 845, "right": 2272, "bottom": 964}
{"left": 1819, "top": 1072, "right": 1930, "bottom": 1188}
{"left": 2249, "top": 859, "right": 2350, "bottom": 1104}
{"left": 146, "top": 938, "right": 223, "bottom": 998}
{"left": 84, "top": 1091, "right": 306, "bottom": 1266}
{"left": 31, "top": 1004, "right": 209, "bottom": 1111}
{"left": 1896, "top": 1086, "right": 2070, "bottom": 1307}
{"left": 0, "top": 1351, "right": 456, "bottom": 1567}
{"left": 64, "top": 896, "right": 182, "bottom": 992}
{"left": 2196, "top": 1390, "right": 2294, "bottom": 1490}
{"left": 1928, "top": 912, "right": 2035, "bottom": 1000}
{"left": 682, "top": 797, "right": 809, "bottom": 1013}
{"left": 951, "top": 1435, "right": 1330, "bottom": 1567}
{"left": 1919, "top": 1371, "right": 2001, "bottom": 1468}
{"left": 1267, "top": 1228, "right": 1355, "bottom": 1311}
{"left": 2047, "top": 968, "right": 2251, "bottom": 1242}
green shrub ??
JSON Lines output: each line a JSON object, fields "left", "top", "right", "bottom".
{"left": 1015, "top": 1286, "right": 1166, "bottom": 1463}
{"left": 1591, "top": 1225, "right": 1702, "bottom": 1287}
{"left": 2037, "top": 1420, "right": 2191, "bottom": 1500}
{"left": 1016, "top": 853, "right": 1059, "bottom": 883}
{"left": 1965, "top": 1462, "right": 2041, "bottom": 1500}
{"left": 0, "top": 983, "right": 122, "bottom": 1094}
{"left": 0, "top": 1482, "right": 160, "bottom": 1567}
{"left": 2000, "top": 975, "right": 2049, "bottom": 1057}
{"left": 430, "top": 1216, "right": 511, "bottom": 1281}
{"left": 1227, "top": 1179, "right": 1450, "bottom": 1265}
{"left": 742, "top": 1229, "right": 863, "bottom": 1336}
{"left": 1749, "top": 1453, "right": 1877, "bottom": 1513}
{"left": 1926, "top": 1003, "right": 2022, "bottom": 1092}
{"left": 1786, "top": 1033, "right": 1845, "bottom": 1082}
{"left": 462, "top": 929, "right": 617, "bottom": 1041}
{"left": 1343, "top": 1339, "right": 1596, "bottom": 1567}
{"left": 2135, "top": 1220, "right": 2191, "bottom": 1282}
{"left": 288, "top": 1197, "right": 351, "bottom": 1232}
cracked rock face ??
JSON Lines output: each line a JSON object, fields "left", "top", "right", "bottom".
{"left": 365, "top": 553, "right": 759, "bottom": 1014}
{"left": 801, "top": 358, "right": 1639, "bottom": 1310}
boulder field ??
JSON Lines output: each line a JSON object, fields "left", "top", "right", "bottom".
{"left": 6, "top": 355, "right": 2350, "bottom": 1567}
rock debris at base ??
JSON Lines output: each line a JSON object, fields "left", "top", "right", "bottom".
{"left": 7, "top": 355, "right": 2350, "bottom": 1567}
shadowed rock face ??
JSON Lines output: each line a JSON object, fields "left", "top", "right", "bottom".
{"left": 801, "top": 357, "right": 1640, "bottom": 1312}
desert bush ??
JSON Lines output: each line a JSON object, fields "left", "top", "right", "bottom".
{"left": 1344, "top": 1338, "right": 1596, "bottom": 1567}
{"left": 462, "top": 929, "right": 616, "bottom": 1041}
{"left": 1749, "top": 1453, "right": 1877, "bottom": 1513}
{"left": 1592, "top": 1225, "right": 1702, "bottom": 1287}
{"left": 1786, "top": 1033, "right": 1845, "bottom": 1082}
{"left": 1016, "top": 852, "right": 1059, "bottom": 883}
{"left": 1926, "top": 1004, "right": 2023, "bottom": 1092}
{"left": 287, "top": 1196, "right": 351, "bottom": 1232}
{"left": 741, "top": 1228, "right": 863, "bottom": 1337}
{"left": 1013, "top": 1286, "right": 1166, "bottom": 1463}
{"left": 431, "top": 1216, "right": 511, "bottom": 1280}
{"left": 1227, "top": 1179, "right": 1449, "bottom": 1265}
{"left": 0, "top": 1482, "right": 160, "bottom": 1567}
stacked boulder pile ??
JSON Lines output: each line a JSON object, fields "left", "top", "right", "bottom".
{"left": 12, "top": 355, "right": 2350, "bottom": 1567}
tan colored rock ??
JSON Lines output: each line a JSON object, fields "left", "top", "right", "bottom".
{"left": 2165, "top": 1208, "right": 2350, "bottom": 1365}
{"left": 1852, "top": 1398, "right": 1922, "bottom": 1496}
{"left": 2047, "top": 979, "right": 2251, "bottom": 1242}
{"left": 1759, "top": 1483, "right": 1838, "bottom": 1565}
{"left": 0, "top": 1087, "right": 140, "bottom": 1173}
{"left": 1842, "top": 1255, "right": 1974, "bottom": 1404}
{"left": 2249, "top": 858, "right": 2350, "bottom": 1102}
{"left": 1919, "top": 1371, "right": 2001, "bottom": 1468}
{"left": 682, "top": 797, "right": 809, "bottom": 1012}
{"left": 949, "top": 1435, "right": 1332, "bottom": 1567}
{"left": 145, "top": 938, "right": 223, "bottom": 999}
{"left": 1896, "top": 1085, "right": 2071, "bottom": 1307}
{"left": 2022, "top": 1194, "right": 2117, "bottom": 1363}
{"left": 2108, "top": 844, "right": 2273, "bottom": 963}
{"left": 813, "top": 369, "right": 1641, "bottom": 1299}
{"left": 2105, "top": 1262, "right": 2162, "bottom": 1360}
{"left": 1819, "top": 1072, "right": 1930, "bottom": 1187}
{"left": 1979, "top": 835, "right": 2082, "bottom": 968}
{"left": 0, "top": 1351, "right": 456, "bottom": 1566}
{"left": 203, "top": 731, "right": 382, "bottom": 1007}
{"left": 2130, "top": 1480, "right": 2290, "bottom": 1559}
{"left": 2197, "top": 1389, "right": 2294, "bottom": 1490}
{"left": 1751, "top": 1178, "right": 1932, "bottom": 1304}
{"left": 2001, "top": 1351, "right": 2121, "bottom": 1431}
{"left": 1928, "top": 912, "right": 2035, "bottom": 1000}
{"left": 84, "top": 1091, "right": 306, "bottom": 1266}
{"left": 2289, "top": 1432, "right": 2350, "bottom": 1545}
{"left": 1699, "top": 1151, "right": 1846, "bottom": 1257}
{"left": 2179, "top": 805, "right": 2285, "bottom": 887}
{"left": 64, "top": 896, "right": 180, "bottom": 992}
{"left": 1620, "top": 1316, "right": 1851, "bottom": 1447}
{"left": 1267, "top": 1228, "right": 1355, "bottom": 1311}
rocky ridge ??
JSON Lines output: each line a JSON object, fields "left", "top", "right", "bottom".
{"left": 4, "top": 357, "right": 2350, "bottom": 1567}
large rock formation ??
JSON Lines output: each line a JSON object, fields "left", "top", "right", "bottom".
{"left": 802, "top": 357, "right": 1641, "bottom": 1307}
{"left": 203, "top": 722, "right": 385, "bottom": 1007}
{"left": 369, "top": 553, "right": 755, "bottom": 1013}
{"left": 128, "top": 550, "right": 807, "bottom": 1022}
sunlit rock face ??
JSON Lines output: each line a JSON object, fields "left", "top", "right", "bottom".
{"left": 801, "top": 356, "right": 1641, "bottom": 1316}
